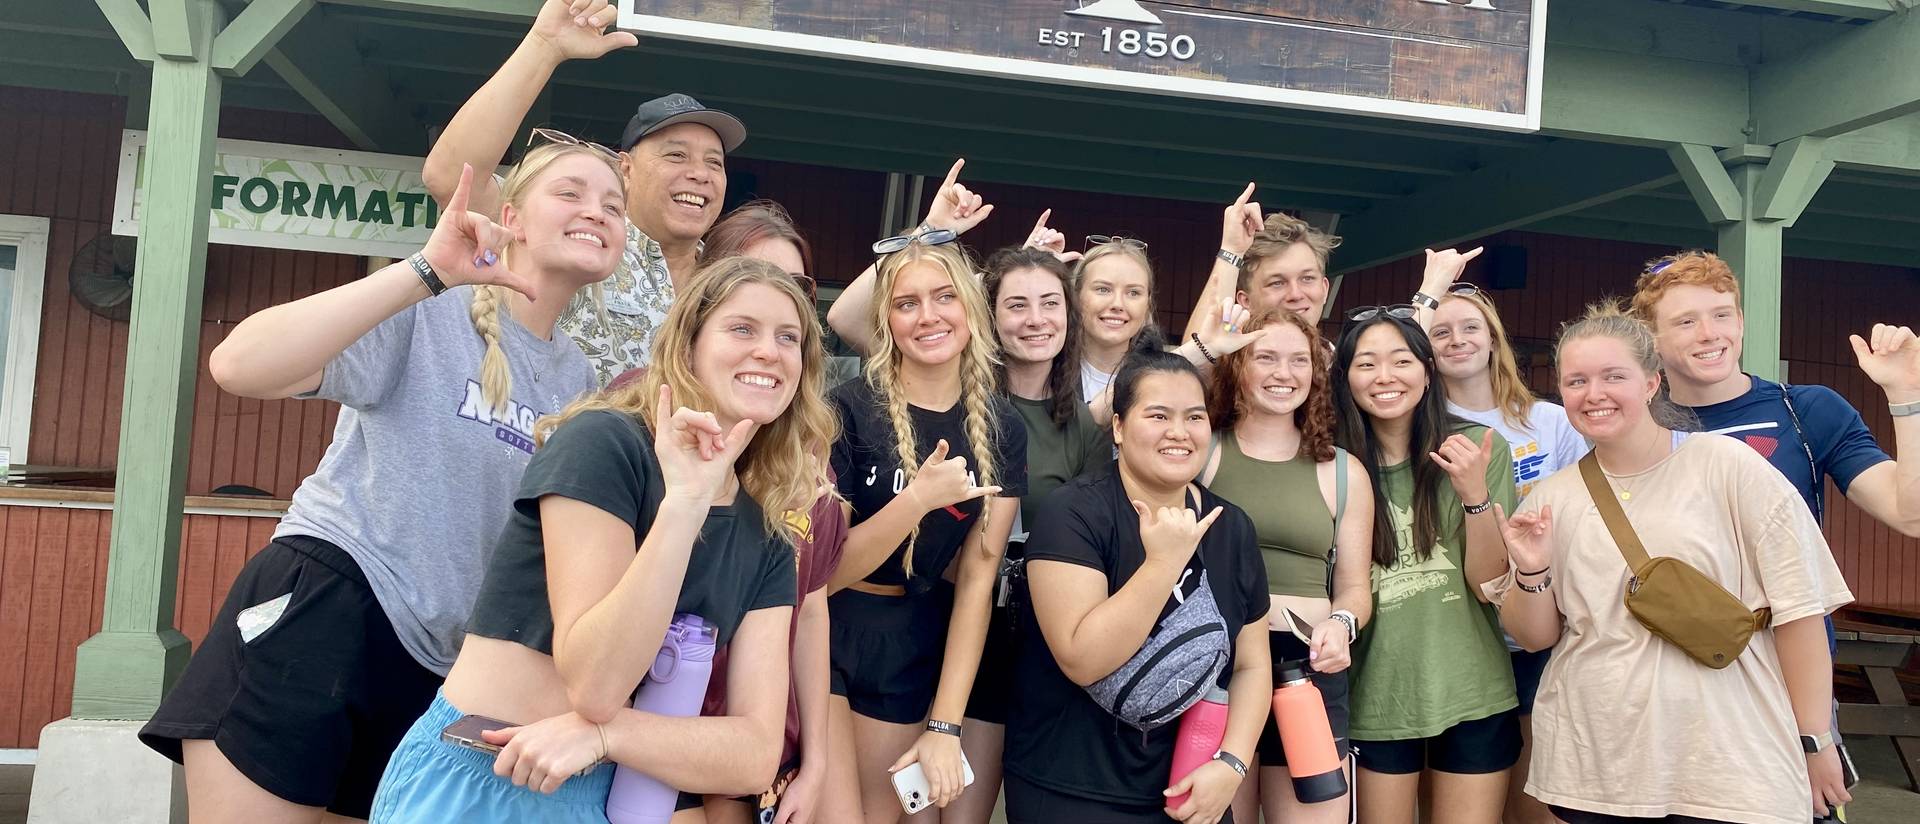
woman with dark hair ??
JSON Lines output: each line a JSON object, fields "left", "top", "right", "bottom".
{"left": 946, "top": 240, "right": 1110, "bottom": 824}
{"left": 1202, "top": 307, "right": 1372, "bottom": 824}
{"left": 1330, "top": 308, "right": 1519, "bottom": 824}
{"left": 1004, "top": 330, "right": 1271, "bottom": 824}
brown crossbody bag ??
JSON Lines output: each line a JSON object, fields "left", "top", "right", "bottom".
{"left": 1578, "top": 453, "right": 1771, "bottom": 669}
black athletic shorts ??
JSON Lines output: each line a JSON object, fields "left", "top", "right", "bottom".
{"left": 139, "top": 535, "right": 443, "bottom": 818}
{"left": 1353, "top": 707, "right": 1521, "bottom": 776}
{"left": 1256, "top": 631, "right": 1351, "bottom": 767}
{"left": 1550, "top": 806, "right": 1732, "bottom": 824}
{"left": 1511, "top": 647, "right": 1552, "bottom": 715}
{"left": 1004, "top": 771, "right": 1236, "bottom": 824}
{"left": 829, "top": 582, "right": 953, "bottom": 724}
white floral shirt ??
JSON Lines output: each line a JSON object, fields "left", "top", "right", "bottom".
{"left": 557, "top": 220, "right": 675, "bottom": 386}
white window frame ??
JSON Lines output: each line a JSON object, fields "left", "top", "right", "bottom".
{"left": 0, "top": 215, "right": 50, "bottom": 464}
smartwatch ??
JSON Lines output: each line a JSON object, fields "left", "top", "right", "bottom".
{"left": 1801, "top": 730, "right": 1835, "bottom": 754}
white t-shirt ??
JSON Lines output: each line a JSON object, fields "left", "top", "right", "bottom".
{"left": 1447, "top": 400, "right": 1589, "bottom": 502}
{"left": 1081, "top": 359, "right": 1117, "bottom": 405}
{"left": 1497, "top": 434, "right": 1852, "bottom": 824}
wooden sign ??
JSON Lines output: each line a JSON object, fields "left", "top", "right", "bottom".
{"left": 618, "top": 0, "right": 1546, "bottom": 131}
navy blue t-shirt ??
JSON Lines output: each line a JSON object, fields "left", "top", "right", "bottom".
{"left": 1682, "top": 375, "right": 1889, "bottom": 650}
{"left": 1682, "top": 375, "right": 1890, "bottom": 521}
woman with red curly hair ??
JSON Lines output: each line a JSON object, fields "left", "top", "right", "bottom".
{"left": 1201, "top": 307, "right": 1374, "bottom": 824}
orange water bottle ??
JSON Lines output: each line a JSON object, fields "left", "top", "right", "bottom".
{"left": 1271, "top": 660, "right": 1347, "bottom": 803}
{"left": 1165, "top": 686, "right": 1230, "bottom": 810}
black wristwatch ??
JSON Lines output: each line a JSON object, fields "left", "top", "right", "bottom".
{"left": 1801, "top": 730, "right": 1835, "bottom": 754}
{"left": 1410, "top": 291, "right": 1440, "bottom": 310}
{"left": 1216, "top": 248, "right": 1245, "bottom": 268}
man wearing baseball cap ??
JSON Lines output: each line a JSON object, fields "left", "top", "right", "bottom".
{"left": 423, "top": 0, "right": 746, "bottom": 384}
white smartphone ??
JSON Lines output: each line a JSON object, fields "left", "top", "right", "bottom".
{"left": 891, "top": 755, "right": 976, "bottom": 815}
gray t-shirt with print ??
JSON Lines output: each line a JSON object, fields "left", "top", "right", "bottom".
{"left": 274, "top": 286, "right": 596, "bottom": 675}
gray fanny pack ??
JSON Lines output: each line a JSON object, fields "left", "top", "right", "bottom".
{"left": 1084, "top": 568, "right": 1231, "bottom": 732}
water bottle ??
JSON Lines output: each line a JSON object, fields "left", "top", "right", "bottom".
{"left": 1271, "top": 659, "right": 1347, "bottom": 804}
{"left": 606, "top": 614, "right": 717, "bottom": 823}
{"left": 1165, "top": 686, "right": 1230, "bottom": 810}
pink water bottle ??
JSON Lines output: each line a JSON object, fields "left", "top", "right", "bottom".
{"left": 606, "top": 614, "right": 716, "bottom": 823}
{"left": 1166, "top": 686, "right": 1230, "bottom": 810}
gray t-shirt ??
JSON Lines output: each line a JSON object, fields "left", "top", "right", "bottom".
{"left": 274, "top": 286, "right": 596, "bottom": 674}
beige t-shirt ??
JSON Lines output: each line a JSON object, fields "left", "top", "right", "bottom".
{"left": 1500, "top": 433, "right": 1852, "bottom": 824}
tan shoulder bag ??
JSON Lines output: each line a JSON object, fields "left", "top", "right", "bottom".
{"left": 1578, "top": 453, "right": 1771, "bottom": 669}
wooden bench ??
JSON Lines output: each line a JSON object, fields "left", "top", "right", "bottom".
{"left": 1834, "top": 612, "right": 1920, "bottom": 793}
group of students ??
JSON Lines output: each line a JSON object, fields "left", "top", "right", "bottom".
{"left": 132, "top": 3, "right": 1920, "bottom": 824}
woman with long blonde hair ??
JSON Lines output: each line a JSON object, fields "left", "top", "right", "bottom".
{"left": 141, "top": 140, "right": 621, "bottom": 823}
{"left": 824, "top": 232, "right": 1027, "bottom": 823}
{"left": 368, "top": 255, "right": 837, "bottom": 822}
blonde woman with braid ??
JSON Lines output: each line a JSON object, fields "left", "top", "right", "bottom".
{"left": 825, "top": 233, "right": 1027, "bottom": 823}
{"left": 141, "top": 143, "right": 618, "bottom": 823}
{"left": 370, "top": 257, "right": 837, "bottom": 822}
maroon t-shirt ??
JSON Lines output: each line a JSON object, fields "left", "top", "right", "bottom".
{"left": 701, "top": 486, "right": 847, "bottom": 767}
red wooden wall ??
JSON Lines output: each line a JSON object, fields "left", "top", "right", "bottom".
{"left": 3, "top": 86, "right": 358, "bottom": 497}
{"left": 3, "top": 85, "right": 1917, "bottom": 749}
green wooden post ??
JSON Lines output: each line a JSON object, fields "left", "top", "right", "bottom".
{"left": 69, "top": 0, "right": 225, "bottom": 721}
{"left": 1668, "top": 140, "right": 1834, "bottom": 383}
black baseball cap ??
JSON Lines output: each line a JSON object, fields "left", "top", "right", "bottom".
{"left": 619, "top": 93, "right": 746, "bottom": 152}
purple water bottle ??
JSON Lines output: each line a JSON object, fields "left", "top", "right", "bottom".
{"left": 606, "top": 614, "right": 716, "bottom": 823}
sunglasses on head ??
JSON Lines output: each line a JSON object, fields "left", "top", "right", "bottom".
{"left": 1443, "top": 282, "right": 1485, "bottom": 299}
{"left": 872, "top": 228, "right": 959, "bottom": 256}
{"left": 1085, "top": 234, "right": 1148, "bottom": 252}
{"left": 525, "top": 127, "right": 622, "bottom": 164}
{"left": 1345, "top": 304, "right": 1418, "bottom": 323}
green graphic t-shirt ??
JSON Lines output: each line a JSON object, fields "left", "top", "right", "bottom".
{"left": 1350, "top": 424, "right": 1519, "bottom": 741}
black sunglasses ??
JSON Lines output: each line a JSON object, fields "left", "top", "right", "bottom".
{"left": 526, "top": 127, "right": 621, "bottom": 163}
{"left": 1085, "top": 234, "right": 1148, "bottom": 251}
{"left": 1345, "top": 304, "right": 1418, "bottom": 323}
{"left": 873, "top": 228, "right": 959, "bottom": 256}
{"left": 1444, "top": 282, "right": 1484, "bottom": 299}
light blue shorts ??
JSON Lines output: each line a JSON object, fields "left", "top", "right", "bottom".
{"left": 369, "top": 690, "right": 614, "bottom": 824}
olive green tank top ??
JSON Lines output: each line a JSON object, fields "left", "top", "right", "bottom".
{"left": 1209, "top": 430, "right": 1335, "bottom": 598}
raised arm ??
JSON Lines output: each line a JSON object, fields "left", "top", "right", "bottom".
{"left": 1493, "top": 502, "right": 1561, "bottom": 652}
{"left": 209, "top": 165, "right": 528, "bottom": 399}
{"left": 1181, "top": 183, "right": 1260, "bottom": 343}
{"left": 1434, "top": 429, "right": 1516, "bottom": 594}
{"left": 825, "top": 158, "right": 995, "bottom": 355}
{"left": 1410, "top": 246, "right": 1484, "bottom": 330}
{"left": 1030, "top": 503, "right": 1220, "bottom": 686}
{"left": 422, "top": 0, "right": 636, "bottom": 215}
{"left": 826, "top": 439, "right": 1001, "bottom": 592}
{"left": 1844, "top": 323, "right": 1920, "bottom": 537}
{"left": 547, "top": 388, "right": 757, "bottom": 722}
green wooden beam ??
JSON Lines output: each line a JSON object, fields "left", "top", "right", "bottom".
{"left": 1753, "top": 136, "right": 1836, "bottom": 224}
{"left": 1720, "top": 1, "right": 1897, "bottom": 21}
{"left": 212, "top": 0, "right": 316, "bottom": 75}
{"left": 1528, "top": 215, "right": 1920, "bottom": 270}
{"left": 1669, "top": 144, "right": 1744, "bottom": 224}
{"left": 262, "top": 5, "right": 421, "bottom": 152}
{"left": 1540, "top": 45, "right": 1751, "bottom": 149}
{"left": 1827, "top": 114, "right": 1920, "bottom": 176}
{"left": 1333, "top": 141, "right": 1679, "bottom": 272}
{"left": 1752, "top": 11, "right": 1920, "bottom": 144}
{"left": 321, "top": 0, "right": 534, "bottom": 22}
{"left": 93, "top": 0, "right": 156, "bottom": 61}
{"left": 69, "top": 0, "right": 228, "bottom": 721}
{"left": 150, "top": 0, "right": 207, "bottom": 61}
